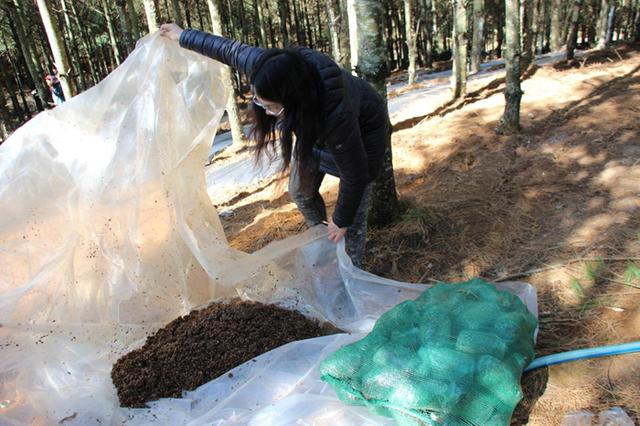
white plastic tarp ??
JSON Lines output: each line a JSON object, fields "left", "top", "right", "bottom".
{"left": 0, "top": 33, "right": 537, "bottom": 425}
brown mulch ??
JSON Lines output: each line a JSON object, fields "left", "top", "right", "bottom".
{"left": 111, "top": 300, "right": 339, "bottom": 408}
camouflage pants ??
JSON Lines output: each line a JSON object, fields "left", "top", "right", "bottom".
{"left": 288, "top": 158, "right": 372, "bottom": 268}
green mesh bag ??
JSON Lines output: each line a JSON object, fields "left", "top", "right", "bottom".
{"left": 320, "top": 278, "right": 537, "bottom": 426}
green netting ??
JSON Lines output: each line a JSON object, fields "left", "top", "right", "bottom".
{"left": 320, "top": 278, "right": 537, "bottom": 426}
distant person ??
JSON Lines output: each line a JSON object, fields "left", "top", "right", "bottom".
{"left": 45, "top": 68, "right": 65, "bottom": 107}
{"left": 160, "top": 23, "right": 391, "bottom": 267}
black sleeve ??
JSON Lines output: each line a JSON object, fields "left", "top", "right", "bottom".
{"left": 179, "top": 29, "right": 264, "bottom": 76}
{"left": 326, "top": 112, "right": 370, "bottom": 229}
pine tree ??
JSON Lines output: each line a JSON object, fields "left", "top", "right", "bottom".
{"left": 497, "top": 0, "right": 523, "bottom": 134}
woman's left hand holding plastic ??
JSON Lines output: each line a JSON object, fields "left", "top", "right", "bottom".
{"left": 327, "top": 219, "right": 347, "bottom": 243}
{"left": 160, "top": 23, "right": 183, "bottom": 41}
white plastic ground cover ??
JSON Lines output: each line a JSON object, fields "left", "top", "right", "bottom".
{"left": 0, "top": 33, "right": 538, "bottom": 425}
{"left": 205, "top": 154, "right": 283, "bottom": 205}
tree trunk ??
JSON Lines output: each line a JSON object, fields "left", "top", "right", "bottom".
{"left": 496, "top": 13, "right": 504, "bottom": 57}
{"left": 278, "top": 0, "right": 290, "bottom": 46}
{"left": 302, "top": 1, "right": 314, "bottom": 48}
{"left": 405, "top": 0, "right": 418, "bottom": 84}
{"left": 6, "top": 0, "right": 49, "bottom": 106}
{"left": 264, "top": 0, "right": 276, "bottom": 46}
{"left": 327, "top": 0, "right": 342, "bottom": 63}
{"left": 338, "top": 0, "right": 351, "bottom": 68}
{"left": 1, "top": 62, "right": 24, "bottom": 120}
{"left": 470, "top": 0, "right": 485, "bottom": 73}
{"left": 59, "top": 0, "right": 87, "bottom": 91}
{"left": 521, "top": 0, "right": 535, "bottom": 69}
{"left": 422, "top": 0, "right": 433, "bottom": 67}
{"left": 566, "top": 0, "right": 583, "bottom": 60}
{"left": 126, "top": 0, "right": 141, "bottom": 41}
{"left": 530, "top": 0, "right": 541, "bottom": 56}
{"left": 206, "top": 0, "right": 247, "bottom": 147}
{"left": 451, "top": 0, "right": 468, "bottom": 99}
{"left": 36, "top": 0, "right": 73, "bottom": 99}
{"left": 143, "top": 0, "right": 159, "bottom": 33}
{"left": 604, "top": 2, "right": 616, "bottom": 45}
{"left": 550, "top": 0, "right": 563, "bottom": 51}
{"left": 537, "top": 0, "right": 547, "bottom": 52}
{"left": 254, "top": 0, "right": 267, "bottom": 46}
{"left": 497, "top": 0, "right": 522, "bottom": 134}
{"left": 634, "top": 0, "right": 640, "bottom": 41}
{"left": 68, "top": 0, "right": 99, "bottom": 85}
{"left": 115, "top": 0, "right": 134, "bottom": 54}
{"left": 101, "top": 0, "right": 122, "bottom": 66}
{"left": 291, "top": 0, "right": 303, "bottom": 44}
{"left": 170, "top": 0, "right": 184, "bottom": 26}
{"left": 349, "top": 0, "right": 398, "bottom": 227}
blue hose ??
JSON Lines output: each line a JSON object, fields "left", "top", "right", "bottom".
{"left": 524, "top": 341, "right": 640, "bottom": 373}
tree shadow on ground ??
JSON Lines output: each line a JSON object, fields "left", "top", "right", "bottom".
{"left": 366, "top": 55, "right": 640, "bottom": 422}
{"left": 392, "top": 64, "right": 540, "bottom": 132}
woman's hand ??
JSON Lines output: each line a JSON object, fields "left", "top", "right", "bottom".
{"left": 327, "top": 219, "right": 347, "bottom": 243}
{"left": 159, "top": 23, "right": 184, "bottom": 41}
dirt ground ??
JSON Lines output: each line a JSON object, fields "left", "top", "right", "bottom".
{"left": 215, "top": 43, "right": 640, "bottom": 424}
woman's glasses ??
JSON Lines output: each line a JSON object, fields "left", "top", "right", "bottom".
{"left": 252, "top": 95, "right": 284, "bottom": 117}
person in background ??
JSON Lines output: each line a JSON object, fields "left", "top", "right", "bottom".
{"left": 45, "top": 67, "right": 65, "bottom": 107}
{"left": 160, "top": 23, "right": 391, "bottom": 268}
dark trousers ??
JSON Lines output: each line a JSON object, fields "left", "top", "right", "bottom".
{"left": 288, "top": 150, "right": 372, "bottom": 267}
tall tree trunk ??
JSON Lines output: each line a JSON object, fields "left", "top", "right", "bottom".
{"left": 4, "top": 45, "right": 30, "bottom": 118}
{"left": 327, "top": 0, "right": 342, "bottom": 62}
{"left": 278, "top": 0, "right": 290, "bottom": 46}
{"left": 634, "top": 0, "right": 640, "bottom": 41}
{"left": 349, "top": 0, "right": 399, "bottom": 227}
{"left": 550, "top": 0, "right": 563, "bottom": 50}
{"left": 169, "top": 0, "right": 184, "bottom": 26}
{"left": 566, "top": 0, "right": 583, "bottom": 60}
{"left": 127, "top": 0, "right": 142, "bottom": 41}
{"left": 422, "top": 0, "right": 433, "bottom": 67}
{"left": 470, "top": 0, "right": 485, "bottom": 73}
{"left": 530, "top": 0, "right": 541, "bottom": 57}
{"left": 6, "top": 0, "right": 49, "bottom": 106}
{"left": 338, "top": 0, "right": 351, "bottom": 68}
{"left": 604, "top": 2, "right": 616, "bottom": 44}
{"left": 143, "top": 0, "right": 159, "bottom": 33}
{"left": 59, "top": 0, "right": 86, "bottom": 91}
{"left": 497, "top": 0, "right": 522, "bottom": 134}
{"left": 315, "top": 0, "right": 323, "bottom": 49}
{"left": 597, "top": 0, "right": 615, "bottom": 48}
{"left": 537, "top": 0, "right": 547, "bottom": 52}
{"left": 405, "top": 0, "right": 418, "bottom": 84}
{"left": 254, "top": 0, "right": 267, "bottom": 46}
{"left": 521, "top": 0, "right": 535, "bottom": 69}
{"left": 0, "top": 55, "right": 25, "bottom": 120}
{"left": 101, "top": 0, "right": 122, "bottom": 66}
{"left": 36, "top": 0, "right": 73, "bottom": 99}
{"left": 451, "top": 0, "right": 468, "bottom": 99}
{"left": 496, "top": 13, "right": 505, "bottom": 57}
{"left": 264, "top": 0, "right": 276, "bottom": 46}
{"left": 206, "top": 0, "right": 247, "bottom": 147}
{"left": 302, "top": 1, "right": 314, "bottom": 47}
{"left": 68, "top": 0, "right": 99, "bottom": 85}
{"left": 290, "top": 0, "right": 301, "bottom": 44}
{"left": 115, "top": 0, "right": 134, "bottom": 54}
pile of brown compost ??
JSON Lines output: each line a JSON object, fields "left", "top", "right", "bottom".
{"left": 112, "top": 300, "right": 339, "bottom": 407}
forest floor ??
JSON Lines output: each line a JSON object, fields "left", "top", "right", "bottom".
{"left": 212, "top": 43, "right": 640, "bottom": 424}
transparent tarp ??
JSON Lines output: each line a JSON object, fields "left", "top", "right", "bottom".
{"left": 0, "top": 34, "right": 536, "bottom": 425}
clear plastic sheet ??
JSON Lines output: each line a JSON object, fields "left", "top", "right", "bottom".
{"left": 0, "top": 33, "right": 537, "bottom": 425}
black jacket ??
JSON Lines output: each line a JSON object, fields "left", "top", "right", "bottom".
{"left": 180, "top": 29, "right": 388, "bottom": 228}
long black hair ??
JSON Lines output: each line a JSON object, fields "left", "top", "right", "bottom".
{"left": 249, "top": 48, "right": 325, "bottom": 188}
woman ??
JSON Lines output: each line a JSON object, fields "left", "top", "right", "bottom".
{"left": 160, "top": 24, "right": 390, "bottom": 267}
